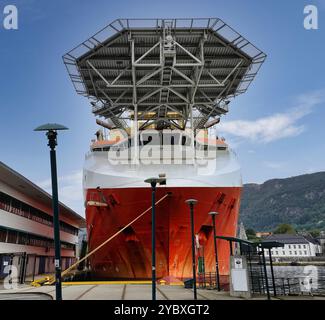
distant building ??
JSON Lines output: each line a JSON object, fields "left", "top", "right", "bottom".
{"left": 0, "top": 161, "right": 85, "bottom": 281}
{"left": 298, "top": 231, "right": 323, "bottom": 255}
{"left": 316, "top": 231, "right": 325, "bottom": 256}
{"left": 262, "top": 234, "right": 322, "bottom": 258}
{"left": 256, "top": 232, "right": 273, "bottom": 238}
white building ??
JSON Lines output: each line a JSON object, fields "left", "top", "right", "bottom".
{"left": 262, "top": 234, "right": 322, "bottom": 258}
{"left": 0, "top": 161, "right": 85, "bottom": 281}
{"left": 317, "top": 232, "right": 325, "bottom": 255}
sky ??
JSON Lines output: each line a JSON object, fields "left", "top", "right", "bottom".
{"left": 0, "top": 0, "right": 324, "bottom": 216}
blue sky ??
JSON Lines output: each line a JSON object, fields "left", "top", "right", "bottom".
{"left": 0, "top": 0, "right": 324, "bottom": 215}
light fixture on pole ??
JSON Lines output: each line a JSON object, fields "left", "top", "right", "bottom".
{"left": 144, "top": 175, "right": 166, "bottom": 301}
{"left": 208, "top": 211, "right": 221, "bottom": 291}
{"left": 185, "top": 198, "right": 198, "bottom": 300}
{"left": 34, "top": 123, "right": 68, "bottom": 301}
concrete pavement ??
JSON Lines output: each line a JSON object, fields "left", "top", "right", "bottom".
{"left": 0, "top": 284, "right": 324, "bottom": 300}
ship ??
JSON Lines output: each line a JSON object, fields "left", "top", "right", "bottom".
{"left": 63, "top": 18, "right": 265, "bottom": 281}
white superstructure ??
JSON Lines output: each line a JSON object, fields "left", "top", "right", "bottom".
{"left": 83, "top": 133, "right": 242, "bottom": 191}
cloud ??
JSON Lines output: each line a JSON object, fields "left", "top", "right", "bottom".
{"left": 37, "top": 171, "right": 84, "bottom": 217}
{"left": 217, "top": 89, "right": 325, "bottom": 143}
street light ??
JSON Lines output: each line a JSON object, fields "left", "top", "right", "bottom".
{"left": 208, "top": 211, "right": 221, "bottom": 291}
{"left": 34, "top": 123, "right": 68, "bottom": 300}
{"left": 144, "top": 175, "right": 166, "bottom": 301}
{"left": 259, "top": 246, "right": 271, "bottom": 300}
{"left": 185, "top": 199, "right": 198, "bottom": 300}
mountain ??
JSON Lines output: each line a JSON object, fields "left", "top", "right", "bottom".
{"left": 240, "top": 172, "right": 325, "bottom": 232}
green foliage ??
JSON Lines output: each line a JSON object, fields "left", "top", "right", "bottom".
{"left": 246, "top": 228, "right": 256, "bottom": 236}
{"left": 245, "top": 228, "right": 258, "bottom": 241}
{"left": 274, "top": 223, "right": 295, "bottom": 234}
{"left": 240, "top": 172, "right": 325, "bottom": 232}
{"left": 309, "top": 229, "right": 321, "bottom": 238}
{"left": 247, "top": 235, "right": 260, "bottom": 242}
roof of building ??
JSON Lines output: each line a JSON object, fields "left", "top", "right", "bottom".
{"left": 263, "top": 234, "right": 311, "bottom": 245}
{"left": 256, "top": 232, "right": 272, "bottom": 235}
{"left": 258, "top": 241, "right": 284, "bottom": 249}
{"left": 299, "top": 232, "right": 319, "bottom": 245}
{"left": 0, "top": 161, "right": 85, "bottom": 228}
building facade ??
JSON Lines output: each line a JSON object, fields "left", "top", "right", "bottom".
{"left": 0, "top": 161, "right": 85, "bottom": 282}
{"left": 317, "top": 232, "right": 325, "bottom": 255}
{"left": 263, "top": 234, "right": 322, "bottom": 258}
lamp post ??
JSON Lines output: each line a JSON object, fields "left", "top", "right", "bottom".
{"left": 268, "top": 248, "right": 277, "bottom": 297}
{"left": 208, "top": 211, "right": 221, "bottom": 291}
{"left": 259, "top": 246, "right": 271, "bottom": 300}
{"left": 34, "top": 123, "right": 68, "bottom": 300}
{"left": 185, "top": 199, "right": 198, "bottom": 300}
{"left": 144, "top": 176, "right": 166, "bottom": 301}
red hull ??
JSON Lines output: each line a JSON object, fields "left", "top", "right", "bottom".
{"left": 86, "top": 187, "right": 241, "bottom": 280}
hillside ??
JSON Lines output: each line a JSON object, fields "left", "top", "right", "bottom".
{"left": 240, "top": 172, "right": 325, "bottom": 232}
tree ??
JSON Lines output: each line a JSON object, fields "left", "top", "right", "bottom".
{"left": 246, "top": 228, "right": 256, "bottom": 237}
{"left": 245, "top": 228, "right": 258, "bottom": 241}
{"left": 274, "top": 223, "right": 296, "bottom": 235}
{"left": 310, "top": 229, "right": 320, "bottom": 238}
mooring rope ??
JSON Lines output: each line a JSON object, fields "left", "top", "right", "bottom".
{"left": 41, "top": 192, "right": 170, "bottom": 286}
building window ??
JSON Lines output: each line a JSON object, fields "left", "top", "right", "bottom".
{"left": 293, "top": 245, "right": 296, "bottom": 249}
{"left": 0, "top": 228, "right": 7, "bottom": 242}
{"left": 10, "top": 198, "right": 21, "bottom": 215}
{"left": 288, "top": 245, "right": 291, "bottom": 249}
{"left": 18, "top": 233, "right": 29, "bottom": 245}
{"left": 299, "top": 251, "right": 302, "bottom": 255}
{"left": 282, "top": 251, "right": 285, "bottom": 255}
{"left": 0, "top": 191, "right": 78, "bottom": 236}
{"left": 7, "top": 230, "right": 18, "bottom": 244}
{"left": 289, "top": 251, "right": 292, "bottom": 255}
{"left": 294, "top": 251, "right": 297, "bottom": 255}
{"left": 275, "top": 251, "right": 279, "bottom": 255}
{"left": 304, "top": 251, "right": 307, "bottom": 255}
{"left": 303, "top": 245, "right": 306, "bottom": 249}
{"left": 0, "top": 192, "right": 11, "bottom": 211}
{"left": 0, "top": 225, "right": 75, "bottom": 251}
{"left": 298, "top": 245, "right": 301, "bottom": 249}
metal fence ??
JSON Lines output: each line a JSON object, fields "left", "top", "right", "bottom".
{"left": 195, "top": 239, "right": 325, "bottom": 298}
{"left": 197, "top": 272, "right": 218, "bottom": 289}
{"left": 249, "top": 264, "right": 302, "bottom": 295}
{"left": 248, "top": 260, "right": 325, "bottom": 296}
